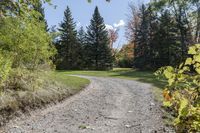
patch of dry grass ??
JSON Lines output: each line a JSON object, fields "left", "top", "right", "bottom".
{"left": 0, "top": 69, "right": 89, "bottom": 126}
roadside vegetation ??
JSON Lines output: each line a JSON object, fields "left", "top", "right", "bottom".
{"left": 0, "top": 1, "right": 89, "bottom": 126}
{"left": 0, "top": 70, "right": 89, "bottom": 126}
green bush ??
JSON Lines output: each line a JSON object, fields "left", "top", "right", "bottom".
{"left": 0, "top": 17, "right": 56, "bottom": 70}
{"left": 155, "top": 44, "right": 200, "bottom": 132}
{"left": 0, "top": 51, "right": 12, "bottom": 86}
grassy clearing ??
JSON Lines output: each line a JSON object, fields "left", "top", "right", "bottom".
{"left": 61, "top": 68, "right": 167, "bottom": 88}
{"left": 61, "top": 68, "right": 167, "bottom": 101}
{"left": 0, "top": 70, "right": 89, "bottom": 126}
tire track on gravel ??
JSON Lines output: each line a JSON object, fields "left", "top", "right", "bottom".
{"left": 1, "top": 76, "right": 173, "bottom": 133}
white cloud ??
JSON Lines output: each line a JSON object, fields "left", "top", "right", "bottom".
{"left": 113, "top": 19, "right": 125, "bottom": 28}
{"left": 105, "top": 24, "right": 114, "bottom": 30}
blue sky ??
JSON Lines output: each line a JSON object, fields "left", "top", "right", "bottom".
{"left": 44, "top": 0, "right": 149, "bottom": 48}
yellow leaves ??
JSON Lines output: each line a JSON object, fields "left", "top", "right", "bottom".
{"left": 178, "top": 97, "right": 189, "bottom": 116}
{"left": 156, "top": 44, "right": 200, "bottom": 132}
{"left": 194, "top": 55, "right": 200, "bottom": 63}
{"left": 168, "top": 78, "right": 174, "bottom": 86}
{"left": 195, "top": 67, "right": 200, "bottom": 74}
{"left": 188, "top": 46, "right": 197, "bottom": 55}
{"left": 173, "top": 93, "right": 189, "bottom": 125}
{"left": 163, "top": 89, "right": 172, "bottom": 101}
{"left": 163, "top": 89, "right": 173, "bottom": 107}
{"left": 163, "top": 101, "right": 172, "bottom": 107}
{"left": 162, "top": 67, "right": 176, "bottom": 86}
{"left": 195, "top": 44, "right": 200, "bottom": 49}
{"left": 163, "top": 66, "right": 174, "bottom": 78}
{"left": 185, "top": 58, "right": 193, "bottom": 65}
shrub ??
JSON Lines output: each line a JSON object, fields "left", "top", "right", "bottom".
{"left": 155, "top": 44, "right": 200, "bottom": 132}
{"left": 0, "top": 17, "right": 56, "bottom": 70}
{"left": 0, "top": 51, "right": 12, "bottom": 86}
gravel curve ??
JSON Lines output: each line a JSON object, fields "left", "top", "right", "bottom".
{"left": 0, "top": 76, "right": 173, "bottom": 133}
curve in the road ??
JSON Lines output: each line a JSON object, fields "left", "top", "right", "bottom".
{"left": 1, "top": 76, "right": 173, "bottom": 133}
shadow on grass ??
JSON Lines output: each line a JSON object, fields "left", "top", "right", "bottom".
{"left": 58, "top": 68, "right": 167, "bottom": 89}
{"left": 110, "top": 70, "right": 167, "bottom": 89}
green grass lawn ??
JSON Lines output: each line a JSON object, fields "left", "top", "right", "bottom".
{"left": 59, "top": 68, "right": 166, "bottom": 101}
{"left": 59, "top": 68, "right": 167, "bottom": 88}
{"left": 51, "top": 71, "right": 90, "bottom": 90}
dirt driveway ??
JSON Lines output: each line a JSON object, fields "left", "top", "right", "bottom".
{"left": 1, "top": 76, "right": 173, "bottom": 133}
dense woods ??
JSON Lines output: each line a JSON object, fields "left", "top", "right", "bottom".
{"left": 124, "top": 0, "right": 200, "bottom": 132}
{"left": 126, "top": 0, "right": 200, "bottom": 69}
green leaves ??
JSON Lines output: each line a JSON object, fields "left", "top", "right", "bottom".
{"left": 0, "top": 16, "right": 55, "bottom": 70}
{"left": 194, "top": 55, "right": 200, "bottom": 62}
{"left": 0, "top": 51, "right": 12, "bottom": 86}
{"left": 156, "top": 44, "right": 200, "bottom": 132}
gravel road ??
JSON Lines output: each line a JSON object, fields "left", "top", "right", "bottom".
{"left": 1, "top": 76, "right": 172, "bottom": 133}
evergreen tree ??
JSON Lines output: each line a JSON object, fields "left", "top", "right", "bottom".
{"left": 86, "top": 6, "right": 113, "bottom": 70}
{"left": 77, "top": 27, "right": 88, "bottom": 68}
{"left": 56, "top": 6, "right": 80, "bottom": 70}
{"left": 155, "top": 10, "right": 181, "bottom": 67}
{"left": 134, "top": 4, "right": 151, "bottom": 69}
{"left": 77, "top": 27, "right": 87, "bottom": 44}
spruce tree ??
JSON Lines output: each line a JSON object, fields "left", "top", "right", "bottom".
{"left": 77, "top": 27, "right": 87, "bottom": 46}
{"left": 134, "top": 4, "right": 150, "bottom": 69}
{"left": 156, "top": 10, "right": 181, "bottom": 67}
{"left": 77, "top": 27, "right": 87, "bottom": 68}
{"left": 86, "top": 6, "right": 113, "bottom": 70}
{"left": 56, "top": 6, "right": 80, "bottom": 70}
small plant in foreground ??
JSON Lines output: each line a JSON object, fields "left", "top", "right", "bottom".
{"left": 155, "top": 44, "right": 200, "bottom": 132}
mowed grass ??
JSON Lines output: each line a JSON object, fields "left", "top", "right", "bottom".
{"left": 51, "top": 71, "right": 90, "bottom": 89}
{"left": 60, "top": 68, "right": 167, "bottom": 88}
{"left": 60, "top": 68, "right": 166, "bottom": 101}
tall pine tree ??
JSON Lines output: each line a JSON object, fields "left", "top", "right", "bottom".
{"left": 56, "top": 6, "right": 80, "bottom": 70}
{"left": 86, "top": 6, "right": 113, "bottom": 70}
{"left": 134, "top": 4, "right": 151, "bottom": 69}
{"left": 77, "top": 27, "right": 88, "bottom": 68}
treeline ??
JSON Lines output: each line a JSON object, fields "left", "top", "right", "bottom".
{"left": 126, "top": 0, "right": 200, "bottom": 69}
{"left": 0, "top": 0, "right": 114, "bottom": 90}
{"left": 54, "top": 6, "right": 113, "bottom": 70}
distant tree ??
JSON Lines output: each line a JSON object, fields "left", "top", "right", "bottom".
{"left": 107, "top": 29, "right": 118, "bottom": 49}
{"left": 126, "top": 3, "right": 185, "bottom": 69}
{"left": 154, "top": 10, "right": 181, "bottom": 67}
{"left": 77, "top": 26, "right": 88, "bottom": 68}
{"left": 125, "top": 3, "right": 140, "bottom": 43}
{"left": 86, "top": 6, "right": 113, "bottom": 70}
{"left": 116, "top": 43, "right": 134, "bottom": 68}
{"left": 133, "top": 4, "right": 151, "bottom": 69}
{"left": 56, "top": 6, "right": 81, "bottom": 70}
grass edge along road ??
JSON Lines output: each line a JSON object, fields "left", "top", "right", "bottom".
{"left": 62, "top": 68, "right": 172, "bottom": 126}
{"left": 61, "top": 68, "right": 167, "bottom": 102}
{"left": 0, "top": 71, "right": 89, "bottom": 126}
